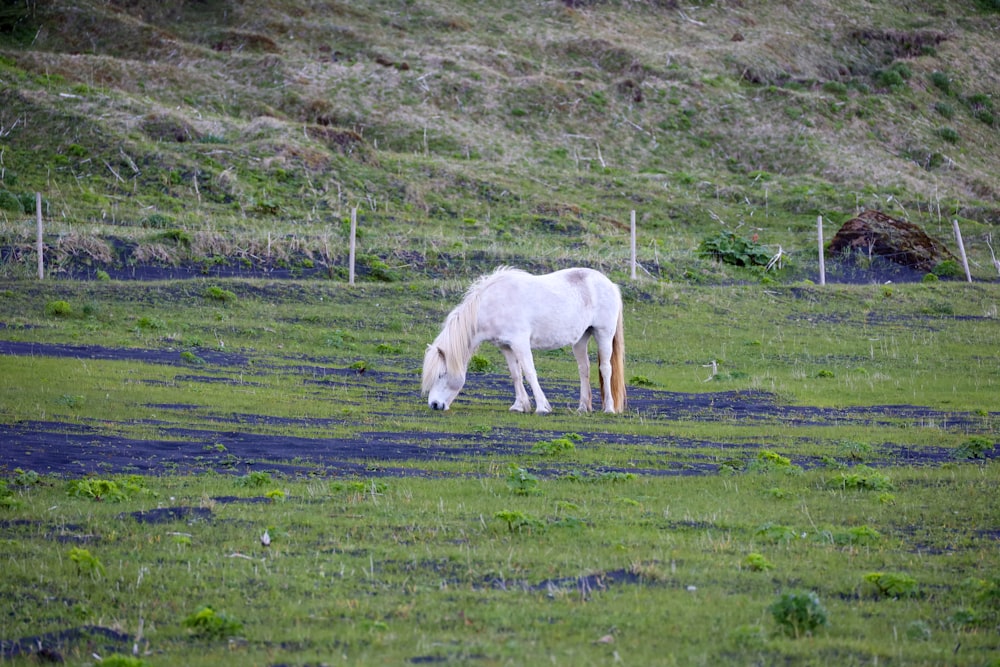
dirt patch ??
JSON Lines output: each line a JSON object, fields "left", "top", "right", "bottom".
{"left": 0, "top": 340, "right": 994, "bottom": 479}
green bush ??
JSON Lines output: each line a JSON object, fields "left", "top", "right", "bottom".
{"left": 769, "top": 590, "right": 828, "bottom": 637}
{"left": 45, "top": 300, "right": 73, "bottom": 317}
{"left": 156, "top": 228, "right": 192, "bottom": 246}
{"left": 469, "top": 354, "right": 492, "bottom": 372}
{"left": 203, "top": 286, "right": 237, "bottom": 303}
{"left": 864, "top": 572, "right": 918, "bottom": 598}
{"left": 698, "top": 231, "right": 772, "bottom": 268}
{"left": 953, "top": 436, "right": 994, "bottom": 460}
{"left": 929, "top": 71, "right": 953, "bottom": 95}
{"left": 182, "top": 606, "right": 243, "bottom": 639}
{"left": 934, "top": 101, "right": 955, "bottom": 118}
{"left": 932, "top": 259, "right": 963, "bottom": 278}
{"left": 0, "top": 190, "right": 24, "bottom": 212}
{"left": 936, "top": 127, "right": 960, "bottom": 144}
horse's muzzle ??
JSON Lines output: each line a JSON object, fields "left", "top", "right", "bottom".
{"left": 429, "top": 400, "right": 447, "bottom": 411}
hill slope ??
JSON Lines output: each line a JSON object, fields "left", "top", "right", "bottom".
{"left": 1, "top": 0, "right": 998, "bottom": 281}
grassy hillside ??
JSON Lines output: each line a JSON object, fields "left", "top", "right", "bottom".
{"left": 0, "top": 0, "right": 998, "bottom": 281}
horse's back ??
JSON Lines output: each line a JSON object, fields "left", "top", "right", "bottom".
{"left": 475, "top": 267, "right": 620, "bottom": 348}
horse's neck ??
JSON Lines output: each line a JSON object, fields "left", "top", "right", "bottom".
{"left": 444, "top": 299, "right": 478, "bottom": 374}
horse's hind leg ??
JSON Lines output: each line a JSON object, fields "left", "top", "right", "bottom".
{"left": 500, "top": 346, "right": 532, "bottom": 412}
{"left": 595, "top": 332, "right": 616, "bottom": 412}
{"left": 572, "top": 336, "right": 593, "bottom": 413}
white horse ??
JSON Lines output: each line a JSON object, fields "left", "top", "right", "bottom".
{"left": 421, "top": 267, "right": 627, "bottom": 414}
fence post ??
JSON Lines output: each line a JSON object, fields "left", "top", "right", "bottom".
{"left": 348, "top": 206, "right": 357, "bottom": 285}
{"left": 952, "top": 219, "right": 972, "bottom": 283}
{"left": 817, "top": 215, "right": 826, "bottom": 286}
{"left": 630, "top": 209, "right": 637, "bottom": 280}
{"left": 36, "top": 192, "right": 44, "bottom": 280}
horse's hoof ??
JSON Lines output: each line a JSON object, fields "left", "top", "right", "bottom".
{"left": 509, "top": 405, "right": 526, "bottom": 413}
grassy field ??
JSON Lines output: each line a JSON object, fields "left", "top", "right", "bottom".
{"left": 1, "top": 0, "right": 999, "bottom": 281}
{"left": 1, "top": 0, "right": 999, "bottom": 664}
{"left": 1, "top": 277, "right": 998, "bottom": 665}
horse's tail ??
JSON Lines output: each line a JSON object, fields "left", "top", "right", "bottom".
{"left": 608, "top": 300, "right": 627, "bottom": 413}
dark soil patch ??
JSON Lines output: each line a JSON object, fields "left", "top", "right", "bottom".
{"left": 0, "top": 340, "right": 994, "bottom": 478}
{"left": 0, "top": 625, "right": 132, "bottom": 661}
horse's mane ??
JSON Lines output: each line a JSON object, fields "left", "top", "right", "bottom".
{"left": 422, "top": 267, "right": 522, "bottom": 394}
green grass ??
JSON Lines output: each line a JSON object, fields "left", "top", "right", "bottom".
{"left": 1, "top": 1, "right": 1000, "bottom": 661}
{"left": 1, "top": 277, "right": 998, "bottom": 664}
{"left": 0, "top": 0, "right": 998, "bottom": 282}
{"left": 1, "top": 465, "right": 997, "bottom": 665}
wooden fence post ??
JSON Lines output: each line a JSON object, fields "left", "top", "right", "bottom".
{"left": 630, "top": 209, "right": 636, "bottom": 280}
{"left": 952, "top": 219, "right": 972, "bottom": 283}
{"left": 817, "top": 215, "right": 825, "bottom": 286}
{"left": 36, "top": 192, "right": 43, "bottom": 280}
{"left": 348, "top": 206, "right": 357, "bottom": 285}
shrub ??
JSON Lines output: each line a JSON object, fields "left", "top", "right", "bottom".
{"left": 929, "top": 71, "right": 954, "bottom": 95}
{"left": 180, "top": 350, "right": 205, "bottom": 365}
{"left": 531, "top": 437, "right": 576, "bottom": 456}
{"left": 66, "top": 476, "right": 146, "bottom": 502}
{"left": 932, "top": 259, "right": 963, "bottom": 278}
{"left": 756, "top": 522, "right": 798, "bottom": 544}
{"left": 953, "top": 436, "right": 994, "bottom": 460}
{"left": 45, "top": 300, "right": 73, "bottom": 317}
{"left": 141, "top": 213, "right": 172, "bottom": 228}
{"left": 469, "top": 354, "right": 492, "bottom": 372}
{"left": 936, "top": 127, "right": 960, "bottom": 144}
{"left": 864, "top": 572, "right": 918, "bottom": 598}
{"left": 494, "top": 509, "right": 545, "bottom": 533}
{"left": 203, "top": 286, "right": 237, "bottom": 303}
{"left": 235, "top": 471, "right": 273, "bottom": 488}
{"left": 362, "top": 255, "right": 400, "bottom": 282}
{"left": 769, "top": 590, "right": 828, "bottom": 637}
{"left": 698, "top": 231, "right": 772, "bottom": 268}
{"left": 506, "top": 465, "right": 540, "bottom": 495}
{"left": 875, "top": 68, "right": 905, "bottom": 89}
{"left": 182, "top": 606, "right": 243, "bottom": 639}
{"left": 743, "top": 553, "right": 774, "bottom": 572}
{"left": 934, "top": 101, "right": 955, "bottom": 118}
{"left": 828, "top": 465, "right": 894, "bottom": 491}
{"left": 0, "top": 190, "right": 24, "bottom": 212}
{"left": 156, "top": 228, "right": 191, "bottom": 246}
{"left": 68, "top": 547, "right": 106, "bottom": 577}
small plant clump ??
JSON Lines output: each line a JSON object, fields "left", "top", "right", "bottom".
{"left": 468, "top": 354, "right": 492, "bottom": 372}
{"left": 235, "top": 471, "right": 274, "bottom": 488}
{"left": 68, "top": 547, "right": 106, "bottom": 578}
{"left": 203, "top": 286, "right": 237, "bottom": 303}
{"left": 828, "top": 465, "right": 894, "bottom": 491}
{"left": 769, "top": 590, "right": 829, "bottom": 638}
{"left": 864, "top": 572, "right": 919, "bottom": 598}
{"left": 952, "top": 436, "right": 993, "bottom": 460}
{"left": 182, "top": 606, "right": 243, "bottom": 639}
{"left": 698, "top": 231, "right": 773, "bottom": 268}
{"left": 45, "top": 300, "right": 73, "bottom": 317}
{"left": 494, "top": 509, "right": 545, "bottom": 533}
{"left": 743, "top": 552, "right": 774, "bottom": 572}
{"left": 506, "top": 465, "right": 540, "bottom": 495}
{"left": 531, "top": 433, "right": 581, "bottom": 456}
{"left": 66, "top": 476, "right": 147, "bottom": 502}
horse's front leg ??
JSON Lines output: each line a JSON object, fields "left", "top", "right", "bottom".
{"left": 572, "top": 337, "right": 593, "bottom": 413}
{"left": 500, "top": 346, "right": 532, "bottom": 412}
{"left": 512, "top": 345, "right": 551, "bottom": 414}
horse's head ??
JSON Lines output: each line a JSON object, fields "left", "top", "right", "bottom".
{"left": 422, "top": 343, "right": 466, "bottom": 411}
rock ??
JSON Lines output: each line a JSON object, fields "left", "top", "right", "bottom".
{"left": 827, "top": 210, "right": 956, "bottom": 274}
